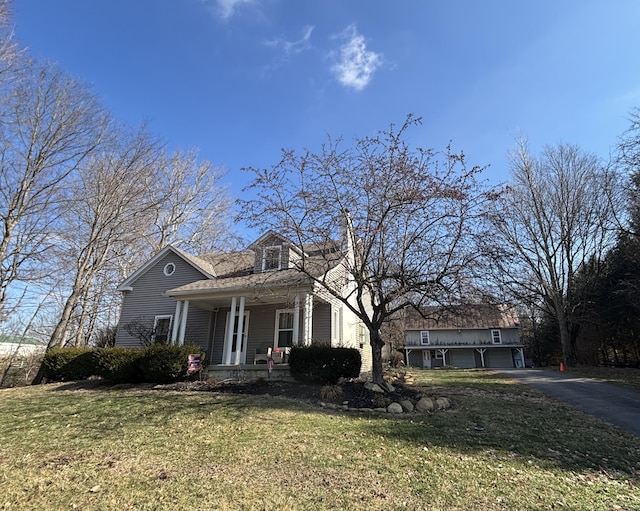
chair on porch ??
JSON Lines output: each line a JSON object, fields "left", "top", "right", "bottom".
{"left": 254, "top": 347, "right": 269, "bottom": 364}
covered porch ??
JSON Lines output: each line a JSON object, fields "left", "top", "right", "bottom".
{"left": 165, "top": 282, "right": 329, "bottom": 372}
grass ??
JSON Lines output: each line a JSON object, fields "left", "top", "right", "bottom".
{"left": 0, "top": 370, "right": 638, "bottom": 510}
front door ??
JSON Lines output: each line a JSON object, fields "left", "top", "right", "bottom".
{"left": 422, "top": 350, "right": 432, "bottom": 368}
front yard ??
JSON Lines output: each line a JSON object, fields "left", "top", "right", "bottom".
{"left": 0, "top": 369, "right": 638, "bottom": 510}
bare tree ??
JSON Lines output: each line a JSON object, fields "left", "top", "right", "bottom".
{"left": 147, "top": 149, "right": 240, "bottom": 254}
{"left": 0, "top": 62, "right": 106, "bottom": 321}
{"left": 240, "top": 116, "right": 496, "bottom": 383}
{"left": 489, "top": 140, "right": 620, "bottom": 366}
{"left": 46, "top": 126, "right": 162, "bottom": 349}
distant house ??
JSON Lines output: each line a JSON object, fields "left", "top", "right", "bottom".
{"left": 403, "top": 304, "right": 524, "bottom": 369}
{"left": 115, "top": 230, "right": 372, "bottom": 377}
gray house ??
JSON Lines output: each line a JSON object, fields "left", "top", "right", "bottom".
{"left": 115, "top": 231, "right": 372, "bottom": 377}
{"left": 403, "top": 304, "right": 524, "bottom": 369}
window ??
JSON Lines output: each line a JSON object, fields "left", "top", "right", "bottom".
{"left": 332, "top": 306, "right": 343, "bottom": 343}
{"left": 275, "top": 310, "right": 294, "bottom": 348}
{"left": 153, "top": 315, "right": 173, "bottom": 344}
{"left": 420, "top": 330, "right": 430, "bottom": 345}
{"left": 262, "top": 246, "right": 282, "bottom": 271}
{"left": 491, "top": 329, "right": 502, "bottom": 344}
{"left": 163, "top": 263, "right": 176, "bottom": 276}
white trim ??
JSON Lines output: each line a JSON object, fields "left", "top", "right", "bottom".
{"left": 234, "top": 297, "right": 246, "bottom": 364}
{"left": 420, "top": 330, "right": 430, "bottom": 345}
{"left": 171, "top": 301, "right": 183, "bottom": 343}
{"left": 262, "top": 245, "right": 282, "bottom": 271}
{"left": 491, "top": 329, "right": 502, "bottom": 344}
{"left": 274, "top": 309, "right": 296, "bottom": 349}
{"left": 117, "top": 245, "right": 215, "bottom": 292}
{"left": 223, "top": 307, "right": 250, "bottom": 365}
{"left": 293, "top": 294, "right": 300, "bottom": 347}
{"left": 177, "top": 300, "right": 189, "bottom": 345}
{"left": 223, "top": 297, "right": 237, "bottom": 364}
{"left": 163, "top": 262, "right": 176, "bottom": 276}
{"left": 303, "top": 293, "right": 313, "bottom": 345}
{"left": 153, "top": 315, "right": 173, "bottom": 344}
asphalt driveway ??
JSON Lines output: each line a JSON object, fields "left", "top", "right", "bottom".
{"left": 497, "top": 369, "right": 640, "bottom": 437}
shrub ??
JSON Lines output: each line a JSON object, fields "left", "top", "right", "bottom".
{"left": 289, "top": 345, "right": 361, "bottom": 384}
{"left": 138, "top": 343, "right": 206, "bottom": 384}
{"left": 93, "top": 347, "right": 143, "bottom": 383}
{"left": 42, "top": 347, "right": 95, "bottom": 381}
{"left": 388, "top": 350, "right": 405, "bottom": 368}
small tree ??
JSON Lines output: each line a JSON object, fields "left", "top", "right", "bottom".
{"left": 240, "top": 116, "right": 496, "bottom": 384}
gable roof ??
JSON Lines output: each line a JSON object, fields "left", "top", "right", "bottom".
{"left": 404, "top": 304, "right": 520, "bottom": 331}
{"left": 116, "top": 245, "right": 217, "bottom": 292}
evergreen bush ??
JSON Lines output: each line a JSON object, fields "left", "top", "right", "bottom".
{"left": 288, "top": 345, "right": 361, "bottom": 384}
{"left": 42, "top": 347, "right": 95, "bottom": 381}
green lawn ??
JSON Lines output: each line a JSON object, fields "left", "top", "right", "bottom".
{"left": 0, "top": 369, "right": 638, "bottom": 510}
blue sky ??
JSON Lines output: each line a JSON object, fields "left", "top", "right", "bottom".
{"left": 12, "top": 0, "right": 640, "bottom": 201}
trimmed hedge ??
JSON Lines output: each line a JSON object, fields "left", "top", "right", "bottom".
{"left": 93, "top": 347, "right": 144, "bottom": 383}
{"left": 288, "top": 345, "right": 361, "bottom": 384}
{"left": 42, "top": 347, "right": 95, "bottom": 381}
{"left": 42, "top": 344, "right": 206, "bottom": 384}
{"left": 138, "top": 344, "right": 206, "bottom": 384}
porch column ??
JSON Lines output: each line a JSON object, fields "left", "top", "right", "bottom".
{"left": 223, "top": 297, "right": 237, "bottom": 364}
{"left": 177, "top": 300, "right": 189, "bottom": 346}
{"left": 438, "top": 348, "right": 448, "bottom": 366}
{"left": 405, "top": 348, "right": 411, "bottom": 366}
{"left": 171, "top": 300, "right": 183, "bottom": 344}
{"left": 476, "top": 348, "right": 486, "bottom": 368}
{"left": 303, "top": 293, "right": 313, "bottom": 345}
{"left": 234, "top": 296, "right": 246, "bottom": 365}
{"left": 516, "top": 348, "right": 524, "bottom": 368}
{"left": 292, "top": 293, "right": 300, "bottom": 346}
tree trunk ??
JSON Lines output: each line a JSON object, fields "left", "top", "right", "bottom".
{"left": 555, "top": 301, "right": 576, "bottom": 367}
{"left": 369, "top": 330, "right": 385, "bottom": 384}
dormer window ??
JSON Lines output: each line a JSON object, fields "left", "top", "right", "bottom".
{"left": 262, "top": 246, "right": 282, "bottom": 271}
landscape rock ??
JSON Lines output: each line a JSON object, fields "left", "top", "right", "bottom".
{"left": 435, "top": 397, "right": 451, "bottom": 410}
{"left": 387, "top": 402, "right": 404, "bottom": 414}
{"left": 364, "top": 382, "right": 385, "bottom": 393}
{"left": 415, "top": 396, "right": 435, "bottom": 413}
{"left": 399, "top": 399, "right": 414, "bottom": 413}
{"left": 382, "top": 381, "right": 396, "bottom": 393}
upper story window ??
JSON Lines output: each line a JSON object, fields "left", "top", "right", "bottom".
{"left": 491, "top": 329, "right": 502, "bottom": 344}
{"left": 420, "top": 330, "right": 430, "bottom": 345}
{"left": 163, "top": 263, "right": 176, "bottom": 276}
{"left": 262, "top": 246, "right": 282, "bottom": 271}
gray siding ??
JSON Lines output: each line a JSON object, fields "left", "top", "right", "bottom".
{"left": 116, "top": 252, "right": 211, "bottom": 348}
{"left": 405, "top": 328, "right": 521, "bottom": 347}
{"left": 210, "top": 304, "right": 280, "bottom": 364}
{"left": 312, "top": 302, "right": 331, "bottom": 345}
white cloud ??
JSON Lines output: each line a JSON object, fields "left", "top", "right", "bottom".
{"left": 331, "top": 25, "right": 382, "bottom": 91}
{"left": 211, "top": 0, "right": 255, "bottom": 20}
{"left": 265, "top": 25, "right": 314, "bottom": 57}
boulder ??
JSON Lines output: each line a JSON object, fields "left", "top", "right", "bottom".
{"left": 364, "top": 382, "right": 385, "bottom": 393}
{"left": 399, "top": 399, "right": 414, "bottom": 413}
{"left": 435, "top": 397, "right": 451, "bottom": 410}
{"left": 415, "top": 396, "right": 435, "bottom": 413}
{"left": 387, "top": 402, "right": 404, "bottom": 414}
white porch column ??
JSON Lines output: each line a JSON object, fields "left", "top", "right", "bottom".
{"left": 303, "top": 293, "right": 313, "bottom": 345}
{"left": 177, "top": 300, "right": 189, "bottom": 346}
{"left": 438, "top": 348, "right": 449, "bottom": 366}
{"left": 171, "top": 301, "right": 183, "bottom": 344}
{"left": 223, "top": 297, "right": 237, "bottom": 364}
{"left": 234, "top": 296, "right": 246, "bottom": 365}
{"left": 292, "top": 293, "right": 300, "bottom": 346}
{"left": 476, "top": 348, "right": 486, "bottom": 368}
